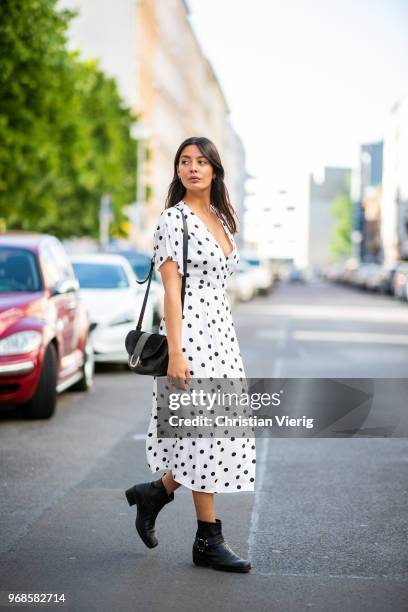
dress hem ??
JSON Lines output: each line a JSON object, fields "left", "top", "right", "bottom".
{"left": 148, "top": 464, "right": 255, "bottom": 494}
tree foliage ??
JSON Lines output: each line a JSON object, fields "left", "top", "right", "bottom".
{"left": 0, "top": 0, "right": 137, "bottom": 238}
{"left": 330, "top": 192, "right": 353, "bottom": 261}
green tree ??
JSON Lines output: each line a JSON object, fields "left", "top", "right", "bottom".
{"left": 0, "top": 0, "right": 137, "bottom": 238}
{"left": 330, "top": 192, "right": 353, "bottom": 261}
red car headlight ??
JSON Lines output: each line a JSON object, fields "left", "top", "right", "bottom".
{"left": 0, "top": 331, "right": 42, "bottom": 356}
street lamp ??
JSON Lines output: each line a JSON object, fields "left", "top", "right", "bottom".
{"left": 99, "top": 193, "right": 113, "bottom": 252}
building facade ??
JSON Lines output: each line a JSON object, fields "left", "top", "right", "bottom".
{"left": 59, "top": 0, "right": 247, "bottom": 250}
{"left": 242, "top": 173, "right": 310, "bottom": 269}
{"left": 223, "top": 120, "right": 247, "bottom": 249}
{"left": 136, "top": 0, "right": 231, "bottom": 248}
{"left": 60, "top": 0, "right": 138, "bottom": 108}
{"left": 307, "top": 166, "right": 351, "bottom": 269}
{"left": 358, "top": 141, "right": 383, "bottom": 263}
{"left": 381, "top": 94, "right": 408, "bottom": 263}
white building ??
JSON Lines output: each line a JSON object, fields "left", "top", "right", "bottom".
{"left": 381, "top": 93, "right": 408, "bottom": 263}
{"left": 307, "top": 166, "right": 351, "bottom": 269}
{"left": 223, "top": 120, "right": 247, "bottom": 249}
{"left": 243, "top": 174, "right": 309, "bottom": 268}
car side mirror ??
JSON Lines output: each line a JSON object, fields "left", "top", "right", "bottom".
{"left": 51, "top": 278, "right": 80, "bottom": 296}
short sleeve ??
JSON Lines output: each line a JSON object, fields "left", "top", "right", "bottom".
{"left": 153, "top": 208, "right": 185, "bottom": 276}
{"left": 226, "top": 244, "right": 240, "bottom": 278}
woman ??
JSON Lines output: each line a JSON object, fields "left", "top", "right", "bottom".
{"left": 125, "top": 136, "right": 256, "bottom": 573}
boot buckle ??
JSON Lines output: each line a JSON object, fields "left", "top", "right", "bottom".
{"left": 195, "top": 537, "right": 208, "bottom": 553}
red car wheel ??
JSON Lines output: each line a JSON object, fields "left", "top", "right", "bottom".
{"left": 23, "top": 343, "right": 57, "bottom": 420}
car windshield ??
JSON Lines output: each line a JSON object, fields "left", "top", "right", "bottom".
{"left": 119, "top": 252, "right": 156, "bottom": 282}
{"left": 72, "top": 262, "right": 130, "bottom": 289}
{"left": 128, "top": 259, "right": 151, "bottom": 280}
{"left": 245, "top": 258, "right": 260, "bottom": 267}
{"left": 0, "top": 247, "right": 42, "bottom": 292}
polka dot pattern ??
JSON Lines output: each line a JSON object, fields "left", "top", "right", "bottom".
{"left": 146, "top": 201, "right": 256, "bottom": 493}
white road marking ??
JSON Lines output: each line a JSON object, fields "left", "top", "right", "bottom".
{"left": 292, "top": 330, "right": 408, "bottom": 345}
{"left": 242, "top": 304, "right": 408, "bottom": 323}
{"left": 247, "top": 359, "right": 282, "bottom": 566}
{"left": 131, "top": 433, "right": 146, "bottom": 440}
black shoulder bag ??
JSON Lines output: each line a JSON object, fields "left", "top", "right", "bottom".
{"left": 125, "top": 208, "right": 188, "bottom": 376}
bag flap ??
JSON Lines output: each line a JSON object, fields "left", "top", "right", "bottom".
{"left": 125, "top": 329, "right": 167, "bottom": 359}
{"left": 142, "top": 333, "right": 168, "bottom": 358}
{"left": 125, "top": 329, "right": 144, "bottom": 355}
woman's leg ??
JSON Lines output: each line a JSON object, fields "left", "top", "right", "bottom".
{"left": 161, "top": 471, "right": 182, "bottom": 495}
{"left": 192, "top": 491, "right": 216, "bottom": 522}
{"left": 162, "top": 473, "right": 217, "bottom": 521}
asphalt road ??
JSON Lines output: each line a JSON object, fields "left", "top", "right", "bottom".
{"left": 0, "top": 280, "right": 407, "bottom": 612}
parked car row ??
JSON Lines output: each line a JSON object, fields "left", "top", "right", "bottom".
{"left": 324, "top": 258, "right": 408, "bottom": 300}
{"left": 0, "top": 232, "right": 276, "bottom": 420}
{"left": 226, "top": 254, "right": 275, "bottom": 306}
{"left": 0, "top": 232, "right": 165, "bottom": 420}
{"left": 278, "top": 263, "right": 307, "bottom": 283}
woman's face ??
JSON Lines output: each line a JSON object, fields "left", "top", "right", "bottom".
{"left": 177, "top": 144, "right": 214, "bottom": 193}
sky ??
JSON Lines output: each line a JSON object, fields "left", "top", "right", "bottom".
{"left": 187, "top": 0, "right": 408, "bottom": 187}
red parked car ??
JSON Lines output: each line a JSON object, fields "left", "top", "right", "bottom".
{"left": 0, "top": 232, "right": 94, "bottom": 419}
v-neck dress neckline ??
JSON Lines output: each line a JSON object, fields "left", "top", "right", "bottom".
{"left": 179, "top": 200, "right": 235, "bottom": 260}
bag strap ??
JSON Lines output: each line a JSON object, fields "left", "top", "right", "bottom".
{"left": 135, "top": 206, "right": 188, "bottom": 331}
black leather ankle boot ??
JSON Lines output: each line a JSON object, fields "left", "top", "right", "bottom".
{"left": 192, "top": 518, "right": 251, "bottom": 573}
{"left": 125, "top": 478, "right": 174, "bottom": 548}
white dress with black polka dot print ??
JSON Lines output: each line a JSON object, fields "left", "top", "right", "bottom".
{"left": 146, "top": 200, "right": 256, "bottom": 493}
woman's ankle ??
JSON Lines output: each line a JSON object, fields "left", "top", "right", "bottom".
{"left": 196, "top": 515, "right": 216, "bottom": 523}
{"left": 161, "top": 472, "right": 180, "bottom": 495}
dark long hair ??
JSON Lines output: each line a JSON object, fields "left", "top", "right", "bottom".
{"left": 165, "top": 136, "right": 238, "bottom": 235}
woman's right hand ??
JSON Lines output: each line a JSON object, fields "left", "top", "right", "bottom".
{"left": 167, "top": 351, "right": 191, "bottom": 390}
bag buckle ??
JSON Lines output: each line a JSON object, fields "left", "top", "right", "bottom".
{"left": 129, "top": 354, "right": 142, "bottom": 368}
